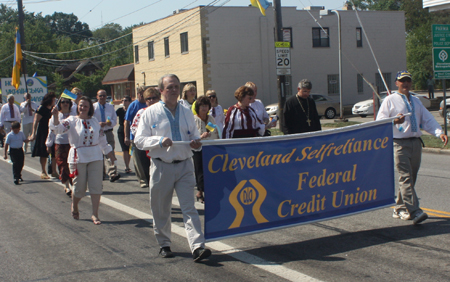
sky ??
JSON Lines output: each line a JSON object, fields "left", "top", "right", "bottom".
{"left": 14, "top": 0, "right": 348, "bottom": 30}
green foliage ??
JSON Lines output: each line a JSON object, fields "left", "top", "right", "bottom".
{"left": 0, "top": 4, "right": 132, "bottom": 91}
{"left": 348, "top": 0, "right": 450, "bottom": 90}
{"left": 71, "top": 69, "right": 110, "bottom": 99}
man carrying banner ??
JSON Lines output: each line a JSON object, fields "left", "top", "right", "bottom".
{"left": 93, "top": 90, "right": 120, "bottom": 182}
{"left": 283, "top": 79, "right": 321, "bottom": 134}
{"left": 20, "top": 93, "right": 38, "bottom": 153}
{"left": 134, "top": 74, "right": 211, "bottom": 262}
{"left": 377, "top": 70, "right": 448, "bottom": 224}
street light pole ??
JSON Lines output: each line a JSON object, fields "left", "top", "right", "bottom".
{"left": 331, "top": 9, "right": 344, "bottom": 120}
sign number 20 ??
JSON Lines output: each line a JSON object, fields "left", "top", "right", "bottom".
{"left": 277, "top": 58, "right": 290, "bottom": 66}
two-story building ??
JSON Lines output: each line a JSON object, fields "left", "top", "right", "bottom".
{"left": 132, "top": 5, "right": 406, "bottom": 109}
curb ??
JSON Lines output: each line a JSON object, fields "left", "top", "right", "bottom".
{"left": 422, "top": 147, "right": 450, "bottom": 155}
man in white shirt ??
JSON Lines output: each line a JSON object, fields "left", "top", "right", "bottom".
{"left": 0, "top": 94, "right": 21, "bottom": 135}
{"left": 93, "top": 90, "right": 120, "bottom": 182}
{"left": 377, "top": 70, "right": 448, "bottom": 224}
{"left": 134, "top": 74, "right": 211, "bottom": 262}
{"left": 20, "top": 93, "right": 38, "bottom": 153}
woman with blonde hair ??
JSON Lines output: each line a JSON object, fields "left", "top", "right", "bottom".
{"left": 180, "top": 83, "right": 197, "bottom": 109}
{"left": 206, "top": 90, "right": 224, "bottom": 136}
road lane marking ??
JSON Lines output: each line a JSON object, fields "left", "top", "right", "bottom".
{"left": 4, "top": 159, "right": 321, "bottom": 282}
{"left": 422, "top": 208, "right": 450, "bottom": 216}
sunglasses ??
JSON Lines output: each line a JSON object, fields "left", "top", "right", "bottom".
{"left": 146, "top": 97, "right": 159, "bottom": 101}
{"left": 207, "top": 95, "right": 216, "bottom": 99}
{"left": 98, "top": 95, "right": 106, "bottom": 98}
{"left": 60, "top": 100, "right": 71, "bottom": 104}
{"left": 398, "top": 78, "right": 411, "bottom": 83}
{"left": 122, "top": 99, "right": 130, "bottom": 102}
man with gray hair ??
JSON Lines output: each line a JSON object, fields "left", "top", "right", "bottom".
{"left": 20, "top": 93, "right": 38, "bottom": 153}
{"left": 283, "top": 79, "right": 321, "bottom": 134}
{"left": 1, "top": 94, "right": 21, "bottom": 135}
{"left": 135, "top": 74, "right": 211, "bottom": 262}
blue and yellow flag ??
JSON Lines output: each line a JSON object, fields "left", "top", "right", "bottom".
{"left": 250, "top": 0, "right": 270, "bottom": 16}
{"left": 12, "top": 29, "right": 22, "bottom": 90}
{"left": 61, "top": 89, "right": 78, "bottom": 100}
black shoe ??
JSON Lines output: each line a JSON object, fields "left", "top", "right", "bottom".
{"left": 192, "top": 247, "right": 211, "bottom": 262}
{"left": 159, "top": 247, "right": 174, "bottom": 258}
{"left": 20, "top": 178, "right": 23, "bottom": 182}
{"left": 14, "top": 179, "right": 20, "bottom": 185}
{"left": 110, "top": 174, "right": 121, "bottom": 182}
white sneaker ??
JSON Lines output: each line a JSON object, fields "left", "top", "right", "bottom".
{"left": 413, "top": 211, "right": 428, "bottom": 225}
{"left": 393, "top": 210, "right": 411, "bottom": 220}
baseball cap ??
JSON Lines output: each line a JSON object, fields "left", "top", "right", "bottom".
{"left": 396, "top": 71, "right": 412, "bottom": 81}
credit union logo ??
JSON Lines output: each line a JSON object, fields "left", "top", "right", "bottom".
{"left": 228, "top": 179, "right": 269, "bottom": 229}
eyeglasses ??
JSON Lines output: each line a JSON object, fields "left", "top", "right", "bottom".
{"left": 207, "top": 95, "right": 216, "bottom": 99}
{"left": 98, "top": 95, "right": 106, "bottom": 98}
{"left": 146, "top": 97, "right": 159, "bottom": 101}
{"left": 398, "top": 78, "right": 412, "bottom": 83}
{"left": 60, "top": 100, "right": 71, "bottom": 104}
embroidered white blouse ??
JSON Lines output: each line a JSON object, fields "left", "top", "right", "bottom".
{"left": 49, "top": 116, "right": 112, "bottom": 164}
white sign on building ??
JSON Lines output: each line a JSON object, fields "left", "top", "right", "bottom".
{"left": 1, "top": 76, "right": 47, "bottom": 103}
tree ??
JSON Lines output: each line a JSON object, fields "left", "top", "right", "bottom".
{"left": 44, "top": 12, "right": 92, "bottom": 44}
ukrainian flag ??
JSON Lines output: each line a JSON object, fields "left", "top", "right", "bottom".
{"left": 12, "top": 29, "right": 22, "bottom": 90}
{"left": 250, "top": 0, "right": 270, "bottom": 16}
{"left": 61, "top": 89, "right": 78, "bottom": 100}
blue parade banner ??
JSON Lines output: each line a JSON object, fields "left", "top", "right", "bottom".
{"left": 202, "top": 121, "right": 395, "bottom": 241}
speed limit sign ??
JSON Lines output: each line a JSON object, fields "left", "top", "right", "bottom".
{"left": 275, "top": 47, "right": 291, "bottom": 75}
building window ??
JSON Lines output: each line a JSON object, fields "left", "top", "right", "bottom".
{"left": 357, "top": 74, "right": 364, "bottom": 94}
{"left": 356, "top": 28, "right": 363, "bottom": 47}
{"left": 164, "top": 37, "right": 170, "bottom": 57}
{"left": 134, "top": 45, "right": 139, "bottom": 63}
{"left": 202, "top": 37, "right": 208, "bottom": 64}
{"left": 312, "top": 27, "right": 329, "bottom": 47}
{"left": 327, "top": 74, "right": 339, "bottom": 95}
{"left": 375, "top": 73, "right": 391, "bottom": 92}
{"left": 148, "top": 41, "right": 154, "bottom": 60}
{"left": 180, "top": 32, "right": 188, "bottom": 54}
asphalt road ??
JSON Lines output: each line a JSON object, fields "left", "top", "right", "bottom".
{"left": 1, "top": 129, "right": 450, "bottom": 281}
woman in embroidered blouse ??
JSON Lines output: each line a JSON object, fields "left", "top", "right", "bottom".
{"left": 50, "top": 96, "right": 115, "bottom": 225}
{"left": 193, "top": 96, "right": 220, "bottom": 203}
{"left": 179, "top": 83, "right": 197, "bottom": 110}
{"left": 222, "top": 86, "right": 265, "bottom": 139}
{"left": 206, "top": 90, "right": 224, "bottom": 137}
{"left": 46, "top": 97, "right": 74, "bottom": 196}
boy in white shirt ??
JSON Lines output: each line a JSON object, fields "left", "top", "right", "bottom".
{"left": 4, "top": 122, "right": 30, "bottom": 185}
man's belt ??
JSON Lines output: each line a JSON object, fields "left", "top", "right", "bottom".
{"left": 104, "top": 129, "right": 113, "bottom": 133}
{"left": 154, "top": 158, "right": 186, "bottom": 164}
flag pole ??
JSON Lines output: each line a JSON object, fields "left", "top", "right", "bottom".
{"left": 17, "top": 0, "right": 28, "bottom": 95}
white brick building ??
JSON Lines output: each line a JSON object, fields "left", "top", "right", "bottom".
{"left": 133, "top": 6, "right": 406, "bottom": 109}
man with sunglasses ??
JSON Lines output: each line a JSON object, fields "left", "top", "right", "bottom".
{"left": 377, "top": 71, "right": 448, "bottom": 224}
{"left": 93, "top": 89, "right": 120, "bottom": 182}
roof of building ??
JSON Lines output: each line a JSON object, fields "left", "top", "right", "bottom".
{"left": 102, "top": 63, "right": 135, "bottom": 85}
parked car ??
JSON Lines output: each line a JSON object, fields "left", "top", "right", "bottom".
{"left": 106, "top": 96, "right": 112, "bottom": 103}
{"left": 265, "top": 94, "right": 340, "bottom": 119}
{"left": 352, "top": 91, "right": 431, "bottom": 117}
{"left": 439, "top": 98, "right": 450, "bottom": 123}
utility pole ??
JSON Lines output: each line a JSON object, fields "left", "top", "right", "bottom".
{"left": 17, "top": 0, "right": 28, "bottom": 92}
{"left": 273, "top": 0, "right": 286, "bottom": 131}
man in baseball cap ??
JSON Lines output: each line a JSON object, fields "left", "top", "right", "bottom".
{"left": 377, "top": 70, "right": 447, "bottom": 224}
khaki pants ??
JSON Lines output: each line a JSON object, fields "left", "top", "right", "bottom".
{"left": 22, "top": 122, "right": 34, "bottom": 152}
{"left": 393, "top": 138, "right": 422, "bottom": 217}
{"left": 149, "top": 158, "right": 205, "bottom": 253}
{"left": 104, "top": 130, "right": 118, "bottom": 177}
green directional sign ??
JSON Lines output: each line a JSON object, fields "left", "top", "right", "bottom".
{"left": 433, "top": 48, "right": 450, "bottom": 72}
{"left": 432, "top": 24, "right": 450, "bottom": 47}
{"left": 435, "top": 71, "right": 450, "bottom": 79}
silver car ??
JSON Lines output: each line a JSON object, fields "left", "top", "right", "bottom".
{"left": 352, "top": 91, "right": 431, "bottom": 117}
{"left": 265, "top": 94, "right": 340, "bottom": 119}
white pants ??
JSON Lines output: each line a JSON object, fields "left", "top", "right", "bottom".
{"left": 22, "top": 122, "right": 34, "bottom": 152}
{"left": 150, "top": 158, "right": 205, "bottom": 253}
